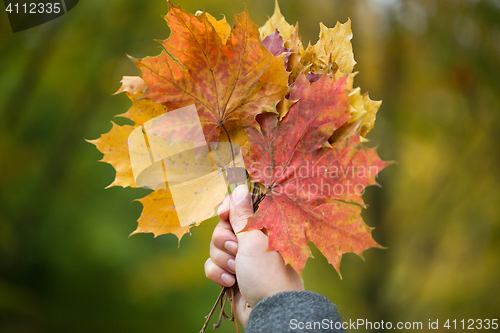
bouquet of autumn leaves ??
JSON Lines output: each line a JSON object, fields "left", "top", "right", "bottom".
{"left": 90, "top": 1, "right": 388, "bottom": 278}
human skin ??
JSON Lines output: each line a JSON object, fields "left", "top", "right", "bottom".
{"left": 204, "top": 185, "right": 304, "bottom": 326}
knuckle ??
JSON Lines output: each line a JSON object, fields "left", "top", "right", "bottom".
{"left": 213, "top": 249, "right": 227, "bottom": 266}
{"left": 241, "top": 230, "right": 268, "bottom": 250}
{"left": 204, "top": 260, "right": 216, "bottom": 279}
{"left": 211, "top": 227, "right": 219, "bottom": 241}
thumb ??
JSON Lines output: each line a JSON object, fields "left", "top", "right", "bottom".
{"left": 228, "top": 185, "right": 254, "bottom": 234}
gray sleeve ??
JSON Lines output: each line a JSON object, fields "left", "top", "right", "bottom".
{"left": 245, "top": 291, "right": 346, "bottom": 333}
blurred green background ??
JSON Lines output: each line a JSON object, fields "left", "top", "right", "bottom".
{"left": 1, "top": 0, "right": 499, "bottom": 332}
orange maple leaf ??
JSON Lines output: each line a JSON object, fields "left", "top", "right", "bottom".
{"left": 132, "top": 2, "right": 288, "bottom": 144}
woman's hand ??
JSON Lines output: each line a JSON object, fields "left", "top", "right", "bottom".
{"left": 204, "top": 185, "right": 304, "bottom": 326}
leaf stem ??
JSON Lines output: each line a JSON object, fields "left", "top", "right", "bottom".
{"left": 220, "top": 123, "right": 237, "bottom": 172}
{"left": 213, "top": 290, "right": 228, "bottom": 329}
{"left": 200, "top": 287, "right": 227, "bottom": 333}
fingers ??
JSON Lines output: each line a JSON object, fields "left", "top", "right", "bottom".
{"left": 206, "top": 185, "right": 253, "bottom": 288}
{"left": 229, "top": 185, "right": 254, "bottom": 233}
{"left": 234, "top": 291, "right": 252, "bottom": 327}
{"left": 211, "top": 219, "right": 238, "bottom": 256}
{"left": 204, "top": 258, "right": 235, "bottom": 287}
{"left": 218, "top": 185, "right": 253, "bottom": 232}
{"left": 205, "top": 219, "right": 238, "bottom": 287}
{"left": 216, "top": 185, "right": 267, "bottom": 255}
{"left": 217, "top": 195, "right": 230, "bottom": 221}
{"left": 210, "top": 240, "right": 236, "bottom": 274}
{"left": 217, "top": 185, "right": 256, "bottom": 245}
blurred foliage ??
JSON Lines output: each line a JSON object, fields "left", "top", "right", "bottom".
{"left": 1, "top": 0, "right": 499, "bottom": 332}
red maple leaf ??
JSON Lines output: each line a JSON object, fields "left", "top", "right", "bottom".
{"left": 243, "top": 73, "right": 388, "bottom": 275}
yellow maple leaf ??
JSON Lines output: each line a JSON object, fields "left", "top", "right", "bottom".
{"left": 88, "top": 123, "right": 137, "bottom": 188}
{"left": 301, "top": 20, "right": 356, "bottom": 77}
{"left": 132, "top": 189, "right": 188, "bottom": 240}
{"left": 259, "top": 0, "right": 294, "bottom": 41}
{"left": 259, "top": 3, "right": 380, "bottom": 138}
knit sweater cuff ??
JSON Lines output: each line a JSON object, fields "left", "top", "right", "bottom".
{"left": 245, "top": 290, "right": 345, "bottom": 333}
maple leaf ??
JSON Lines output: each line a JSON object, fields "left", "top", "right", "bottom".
{"left": 262, "top": 29, "right": 287, "bottom": 56}
{"left": 90, "top": 2, "right": 389, "bottom": 269}
{"left": 114, "top": 76, "right": 171, "bottom": 127}
{"left": 132, "top": 189, "right": 188, "bottom": 240}
{"left": 88, "top": 76, "right": 167, "bottom": 189}
{"left": 88, "top": 105, "right": 193, "bottom": 239}
{"left": 259, "top": 2, "right": 357, "bottom": 80}
{"left": 132, "top": 2, "right": 288, "bottom": 145}
{"left": 242, "top": 73, "right": 388, "bottom": 275}
{"left": 90, "top": 2, "right": 289, "bottom": 240}
{"left": 114, "top": 76, "right": 147, "bottom": 98}
{"left": 346, "top": 85, "right": 382, "bottom": 138}
{"left": 260, "top": 29, "right": 295, "bottom": 119}
{"left": 88, "top": 123, "right": 137, "bottom": 188}
{"left": 301, "top": 20, "right": 356, "bottom": 78}
{"left": 128, "top": 106, "right": 246, "bottom": 227}
{"left": 259, "top": 1, "right": 381, "bottom": 138}
{"left": 259, "top": 0, "right": 294, "bottom": 41}
{"left": 283, "top": 25, "right": 304, "bottom": 84}
{"left": 204, "top": 13, "right": 231, "bottom": 45}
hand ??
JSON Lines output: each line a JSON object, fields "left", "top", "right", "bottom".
{"left": 204, "top": 185, "right": 304, "bottom": 326}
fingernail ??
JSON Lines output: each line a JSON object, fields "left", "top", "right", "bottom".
{"left": 225, "top": 241, "right": 238, "bottom": 255}
{"left": 233, "top": 185, "right": 250, "bottom": 206}
{"left": 221, "top": 273, "right": 235, "bottom": 286}
{"left": 227, "top": 258, "right": 236, "bottom": 273}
